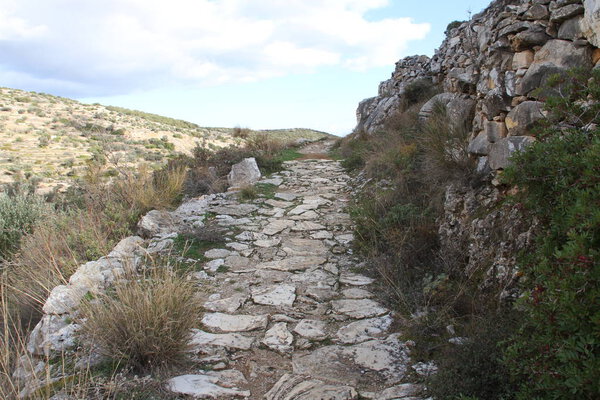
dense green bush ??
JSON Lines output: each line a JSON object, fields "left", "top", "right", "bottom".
{"left": 428, "top": 313, "right": 519, "bottom": 400}
{"left": 503, "top": 69, "right": 600, "bottom": 398}
{"left": 0, "top": 192, "right": 47, "bottom": 259}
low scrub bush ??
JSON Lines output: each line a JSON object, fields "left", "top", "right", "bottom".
{"left": 0, "top": 191, "right": 47, "bottom": 259}
{"left": 80, "top": 268, "right": 202, "bottom": 371}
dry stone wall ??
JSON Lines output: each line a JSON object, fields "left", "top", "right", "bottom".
{"left": 355, "top": 0, "right": 599, "bottom": 293}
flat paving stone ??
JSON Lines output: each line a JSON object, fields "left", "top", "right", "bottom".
{"left": 265, "top": 373, "right": 358, "bottom": 400}
{"left": 202, "top": 313, "right": 269, "bottom": 333}
{"left": 189, "top": 329, "right": 255, "bottom": 351}
{"left": 166, "top": 371, "right": 250, "bottom": 399}
{"left": 257, "top": 256, "right": 327, "bottom": 272}
{"left": 335, "top": 315, "right": 393, "bottom": 344}
{"left": 330, "top": 299, "right": 388, "bottom": 319}
{"left": 292, "top": 334, "right": 410, "bottom": 388}
{"left": 252, "top": 284, "right": 296, "bottom": 307}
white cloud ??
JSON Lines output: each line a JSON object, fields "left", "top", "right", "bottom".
{"left": 0, "top": 0, "right": 430, "bottom": 96}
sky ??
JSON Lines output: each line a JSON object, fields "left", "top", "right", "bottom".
{"left": 0, "top": 0, "right": 492, "bottom": 135}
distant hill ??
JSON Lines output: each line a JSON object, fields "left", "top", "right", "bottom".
{"left": 0, "top": 87, "right": 330, "bottom": 192}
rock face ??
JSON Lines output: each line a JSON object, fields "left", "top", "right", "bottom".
{"left": 355, "top": 0, "right": 599, "bottom": 172}
{"left": 227, "top": 157, "right": 261, "bottom": 188}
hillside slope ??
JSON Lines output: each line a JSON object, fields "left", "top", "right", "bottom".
{"left": 0, "top": 87, "right": 329, "bottom": 192}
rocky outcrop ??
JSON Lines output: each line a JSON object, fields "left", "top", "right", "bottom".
{"left": 353, "top": 0, "right": 599, "bottom": 297}
{"left": 356, "top": 0, "right": 599, "bottom": 171}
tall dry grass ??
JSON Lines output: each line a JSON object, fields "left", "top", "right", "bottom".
{"left": 79, "top": 267, "right": 202, "bottom": 372}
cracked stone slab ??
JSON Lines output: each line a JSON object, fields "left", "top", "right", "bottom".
{"left": 293, "top": 319, "right": 327, "bottom": 341}
{"left": 257, "top": 256, "right": 327, "bottom": 272}
{"left": 291, "top": 270, "right": 337, "bottom": 287}
{"left": 203, "top": 294, "right": 248, "bottom": 313}
{"left": 202, "top": 313, "right": 269, "bottom": 333}
{"left": 292, "top": 335, "right": 410, "bottom": 388}
{"left": 335, "top": 315, "right": 393, "bottom": 344}
{"left": 282, "top": 239, "right": 328, "bottom": 256}
{"left": 189, "top": 329, "right": 255, "bottom": 351}
{"left": 330, "top": 299, "right": 388, "bottom": 319}
{"left": 262, "top": 322, "right": 294, "bottom": 353}
{"left": 166, "top": 372, "right": 250, "bottom": 399}
{"left": 265, "top": 373, "right": 358, "bottom": 400}
{"left": 252, "top": 284, "right": 296, "bottom": 307}
{"left": 291, "top": 221, "right": 326, "bottom": 231}
{"left": 263, "top": 219, "right": 295, "bottom": 236}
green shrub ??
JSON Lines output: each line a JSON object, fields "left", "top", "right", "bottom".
{"left": 446, "top": 20, "right": 463, "bottom": 34}
{"left": 502, "top": 68, "right": 600, "bottom": 399}
{"left": 0, "top": 192, "right": 47, "bottom": 259}
{"left": 402, "top": 78, "right": 439, "bottom": 108}
{"left": 428, "top": 312, "right": 519, "bottom": 400}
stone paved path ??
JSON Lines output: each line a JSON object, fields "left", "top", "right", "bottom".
{"left": 154, "top": 142, "right": 426, "bottom": 399}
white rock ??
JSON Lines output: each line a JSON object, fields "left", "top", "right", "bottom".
{"left": 262, "top": 219, "right": 295, "bottom": 236}
{"left": 274, "top": 192, "right": 298, "bottom": 201}
{"left": 252, "top": 285, "right": 296, "bottom": 307}
{"left": 205, "top": 259, "right": 225, "bottom": 272}
{"left": 265, "top": 373, "right": 358, "bottom": 400}
{"left": 42, "top": 285, "right": 87, "bottom": 315}
{"left": 202, "top": 313, "right": 269, "bottom": 332}
{"left": 254, "top": 238, "right": 281, "bottom": 248}
{"left": 189, "top": 329, "right": 254, "bottom": 351}
{"left": 257, "top": 256, "right": 326, "bottom": 272}
{"left": 227, "top": 157, "right": 261, "bottom": 189}
{"left": 167, "top": 373, "right": 250, "bottom": 398}
{"left": 262, "top": 323, "right": 294, "bottom": 353}
{"left": 330, "top": 299, "right": 388, "bottom": 319}
{"left": 292, "top": 335, "right": 410, "bottom": 386}
{"left": 311, "top": 230, "right": 334, "bottom": 239}
{"left": 203, "top": 294, "right": 247, "bottom": 313}
{"left": 336, "top": 315, "right": 393, "bottom": 344}
{"left": 293, "top": 319, "right": 327, "bottom": 341}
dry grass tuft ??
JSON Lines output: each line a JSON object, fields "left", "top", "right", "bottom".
{"left": 79, "top": 268, "right": 202, "bottom": 372}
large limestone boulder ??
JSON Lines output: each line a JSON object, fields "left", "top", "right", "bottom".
{"left": 227, "top": 157, "right": 261, "bottom": 189}
{"left": 137, "top": 209, "right": 181, "bottom": 238}
{"left": 505, "top": 101, "right": 546, "bottom": 136}
{"left": 582, "top": 0, "right": 600, "bottom": 47}
{"left": 488, "top": 136, "right": 536, "bottom": 170}
{"left": 517, "top": 40, "right": 592, "bottom": 96}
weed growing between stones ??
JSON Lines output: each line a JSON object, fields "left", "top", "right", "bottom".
{"left": 79, "top": 267, "right": 202, "bottom": 372}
